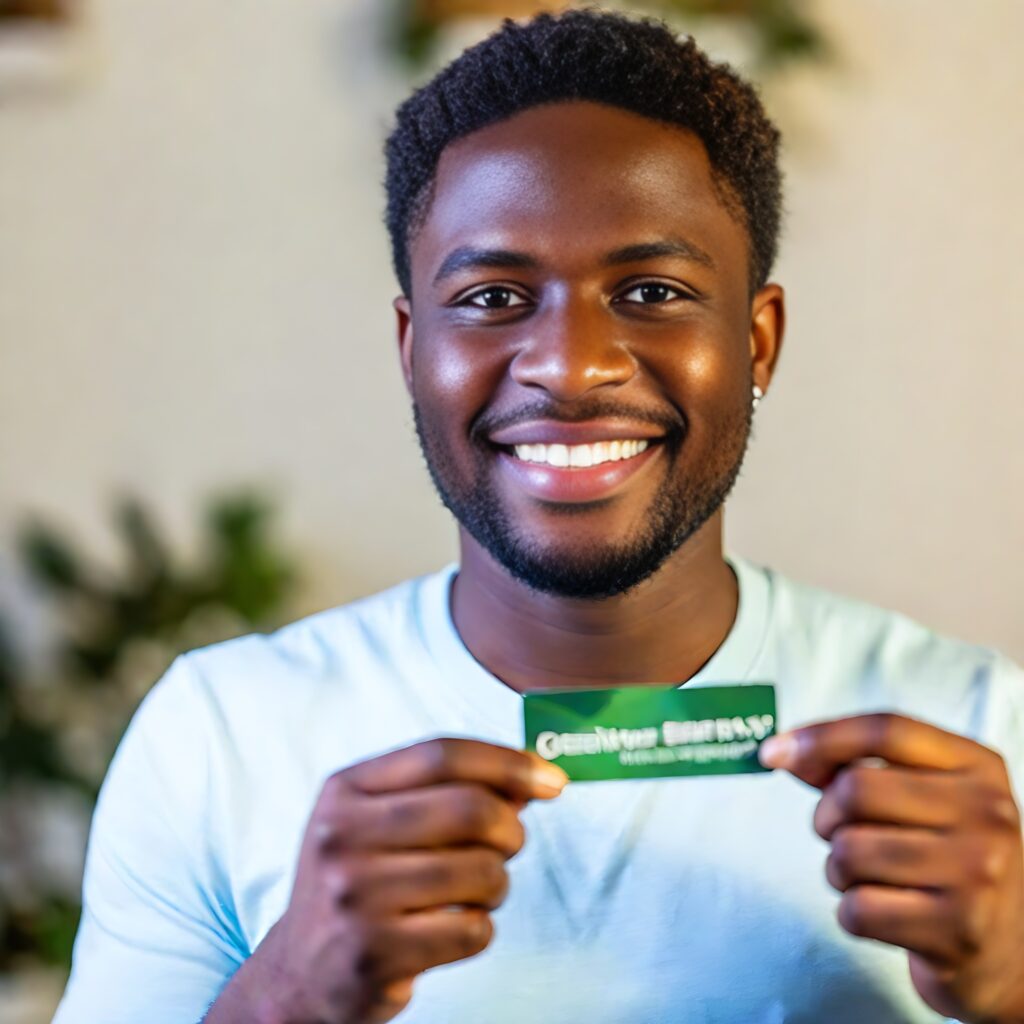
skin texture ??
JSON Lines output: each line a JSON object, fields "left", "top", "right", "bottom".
{"left": 206, "top": 101, "right": 1024, "bottom": 1023}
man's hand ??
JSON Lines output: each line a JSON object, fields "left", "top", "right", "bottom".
{"left": 760, "top": 713, "right": 1024, "bottom": 1024}
{"left": 205, "top": 737, "right": 568, "bottom": 1024}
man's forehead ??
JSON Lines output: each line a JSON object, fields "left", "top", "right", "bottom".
{"left": 414, "top": 101, "right": 740, "bottom": 277}
{"left": 432, "top": 100, "right": 716, "bottom": 201}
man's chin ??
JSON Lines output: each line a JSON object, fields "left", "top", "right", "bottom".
{"left": 485, "top": 537, "right": 675, "bottom": 601}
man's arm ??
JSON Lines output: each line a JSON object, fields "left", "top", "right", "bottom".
{"left": 53, "top": 656, "right": 247, "bottom": 1024}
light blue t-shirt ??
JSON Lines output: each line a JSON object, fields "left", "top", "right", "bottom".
{"left": 54, "top": 552, "right": 1024, "bottom": 1024}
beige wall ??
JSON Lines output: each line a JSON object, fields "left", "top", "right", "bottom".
{"left": 1, "top": 0, "right": 1021, "bottom": 662}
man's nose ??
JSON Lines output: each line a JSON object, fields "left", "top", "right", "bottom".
{"left": 508, "top": 296, "right": 637, "bottom": 401}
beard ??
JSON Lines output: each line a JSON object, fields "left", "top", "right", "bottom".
{"left": 413, "top": 389, "right": 753, "bottom": 600}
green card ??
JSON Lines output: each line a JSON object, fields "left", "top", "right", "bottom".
{"left": 523, "top": 683, "right": 777, "bottom": 781}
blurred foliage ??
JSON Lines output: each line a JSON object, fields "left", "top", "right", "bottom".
{"left": 390, "top": 0, "right": 829, "bottom": 71}
{"left": 0, "top": 0, "right": 71, "bottom": 22}
{"left": 0, "top": 490, "right": 297, "bottom": 972}
{"left": 0, "top": 619, "right": 75, "bottom": 792}
{"left": 17, "top": 493, "right": 293, "bottom": 690}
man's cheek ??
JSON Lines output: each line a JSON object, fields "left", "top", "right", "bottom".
{"left": 414, "top": 327, "right": 509, "bottom": 402}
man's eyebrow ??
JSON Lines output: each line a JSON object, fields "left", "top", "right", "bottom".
{"left": 431, "top": 238, "right": 714, "bottom": 285}
{"left": 432, "top": 247, "right": 540, "bottom": 285}
{"left": 603, "top": 239, "right": 716, "bottom": 270}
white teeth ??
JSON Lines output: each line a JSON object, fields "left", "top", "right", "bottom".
{"left": 569, "top": 445, "right": 593, "bottom": 468}
{"left": 512, "top": 438, "right": 651, "bottom": 467}
{"left": 548, "top": 444, "right": 569, "bottom": 468}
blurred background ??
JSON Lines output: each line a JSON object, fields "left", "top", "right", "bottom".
{"left": 1, "top": 0, "right": 1022, "bottom": 1019}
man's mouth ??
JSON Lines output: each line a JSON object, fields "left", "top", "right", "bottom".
{"left": 482, "top": 417, "right": 673, "bottom": 503}
{"left": 504, "top": 438, "right": 653, "bottom": 469}
{"left": 489, "top": 437, "right": 665, "bottom": 504}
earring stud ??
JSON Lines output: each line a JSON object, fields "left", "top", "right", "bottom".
{"left": 752, "top": 384, "right": 764, "bottom": 410}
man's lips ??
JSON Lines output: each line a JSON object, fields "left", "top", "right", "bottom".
{"left": 488, "top": 418, "right": 667, "bottom": 446}
{"left": 493, "top": 440, "right": 663, "bottom": 504}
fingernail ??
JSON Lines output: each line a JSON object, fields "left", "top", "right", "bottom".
{"left": 758, "top": 733, "right": 794, "bottom": 768}
{"left": 530, "top": 762, "right": 569, "bottom": 796}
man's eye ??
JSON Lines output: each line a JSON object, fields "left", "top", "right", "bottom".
{"left": 619, "top": 283, "right": 685, "bottom": 304}
{"left": 464, "top": 287, "right": 528, "bottom": 309}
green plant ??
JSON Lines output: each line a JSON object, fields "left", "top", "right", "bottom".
{"left": 388, "top": 0, "right": 829, "bottom": 71}
{"left": 0, "top": 490, "right": 298, "bottom": 972}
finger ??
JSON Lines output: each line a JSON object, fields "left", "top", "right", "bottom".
{"left": 372, "top": 907, "right": 494, "bottom": 980}
{"left": 759, "top": 713, "right": 981, "bottom": 787}
{"left": 325, "top": 847, "right": 509, "bottom": 914}
{"left": 837, "top": 885, "right": 960, "bottom": 964}
{"left": 813, "top": 765, "right": 963, "bottom": 839}
{"left": 314, "top": 782, "right": 526, "bottom": 858}
{"left": 365, "top": 977, "right": 415, "bottom": 1024}
{"left": 339, "top": 738, "right": 568, "bottom": 801}
{"left": 825, "top": 825, "right": 962, "bottom": 892}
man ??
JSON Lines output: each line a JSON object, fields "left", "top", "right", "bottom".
{"left": 54, "top": 9, "right": 1024, "bottom": 1024}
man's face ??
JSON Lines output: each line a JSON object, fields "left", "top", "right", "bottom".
{"left": 397, "top": 101, "right": 778, "bottom": 599}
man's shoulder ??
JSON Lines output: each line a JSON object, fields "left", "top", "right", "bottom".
{"left": 762, "top": 558, "right": 1007, "bottom": 669}
{"left": 745, "top": 556, "right": 1023, "bottom": 723}
{"left": 167, "top": 564, "right": 453, "bottom": 702}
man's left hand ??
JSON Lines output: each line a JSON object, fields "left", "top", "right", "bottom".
{"left": 759, "top": 713, "right": 1024, "bottom": 1023}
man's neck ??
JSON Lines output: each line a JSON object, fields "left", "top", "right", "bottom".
{"left": 450, "top": 513, "right": 739, "bottom": 694}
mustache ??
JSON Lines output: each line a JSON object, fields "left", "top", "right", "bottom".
{"left": 471, "top": 396, "right": 687, "bottom": 444}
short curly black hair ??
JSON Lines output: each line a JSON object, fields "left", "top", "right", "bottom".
{"left": 384, "top": 7, "right": 783, "bottom": 298}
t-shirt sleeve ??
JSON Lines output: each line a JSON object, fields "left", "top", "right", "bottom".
{"left": 988, "top": 653, "right": 1024, "bottom": 815}
{"left": 52, "top": 655, "right": 247, "bottom": 1024}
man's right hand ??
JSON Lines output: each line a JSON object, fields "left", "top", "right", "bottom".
{"left": 204, "top": 737, "right": 568, "bottom": 1024}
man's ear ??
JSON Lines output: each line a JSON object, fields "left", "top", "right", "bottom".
{"left": 393, "top": 295, "right": 414, "bottom": 397}
{"left": 750, "top": 283, "right": 785, "bottom": 397}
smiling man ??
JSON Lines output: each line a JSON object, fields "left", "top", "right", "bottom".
{"left": 53, "top": 9, "right": 1024, "bottom": 1024}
